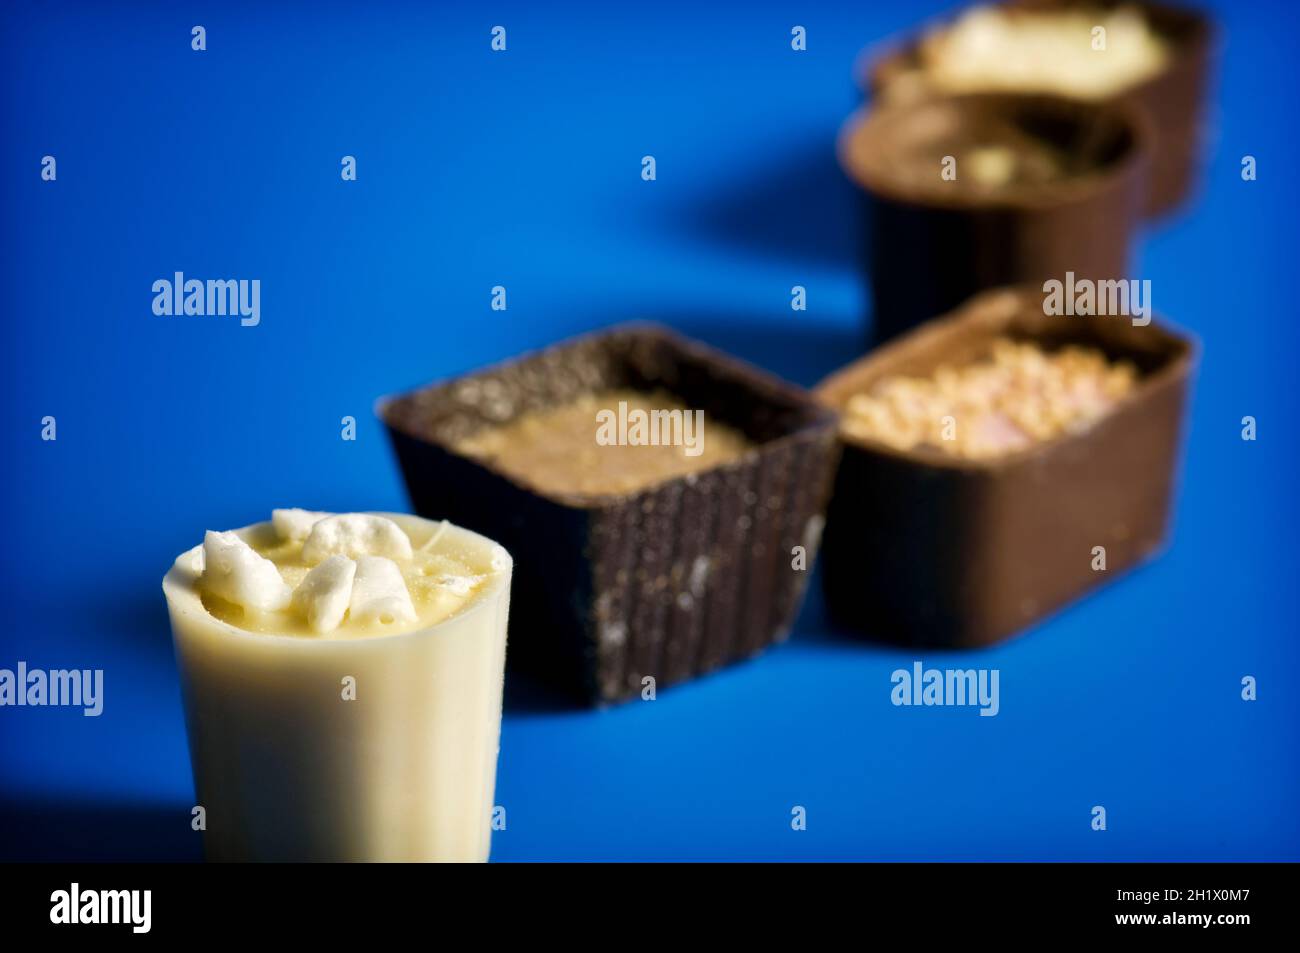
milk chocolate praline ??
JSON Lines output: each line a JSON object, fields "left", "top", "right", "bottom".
{"left": 815, "top": 286, "right": 1196, "bottom": 648}
{"left": 840, "top": 92, "right": 1149, "bottom": 343}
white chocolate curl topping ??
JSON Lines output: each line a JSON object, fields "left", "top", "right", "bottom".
{"left": 201, "top": 530, "right": 292, "bottom": 612}
{"left": 272, "top": 507, "right": 331, "bottom": 542}
{"left": 348, "top": 556, "right": 418, "bottom": 627}
{"left": 195, "top": 511, "right": 492, "bottom": 636}
{"left": 291, "top": 554, "right": 357, "bottom": 633}
{"left": 301, "top": 513, "right": 414, "bottom": 565}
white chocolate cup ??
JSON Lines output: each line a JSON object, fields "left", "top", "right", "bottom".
{"left": 162, "top": 513, "right": 511, "bottom": 862}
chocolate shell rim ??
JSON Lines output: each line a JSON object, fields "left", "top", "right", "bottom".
{"left": 837, "top": 91, "right": 1152, "bottom": 213}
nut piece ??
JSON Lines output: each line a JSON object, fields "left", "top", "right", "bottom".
{"left": 841, "top": 338, "right": 1137, "bottom": 460}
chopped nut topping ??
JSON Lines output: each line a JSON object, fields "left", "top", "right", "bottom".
{"left": 840, "top": 338, "right": 1137, "bottom": 459}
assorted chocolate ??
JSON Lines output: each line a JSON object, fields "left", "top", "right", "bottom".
{"left": 369, "top": 2, "right": 1209, "bottom": 700}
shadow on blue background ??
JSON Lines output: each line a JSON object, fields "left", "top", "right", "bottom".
{"left": 1, "top": 0, "right": 1297, "bottom": 861}
{"left": 666, "top": 131, "right": 863, "bottom": 270}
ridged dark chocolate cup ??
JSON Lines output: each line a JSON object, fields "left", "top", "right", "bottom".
{"left": 861, "top": 0, "right": 1214, "bottom": 218}
{"left": 815, "top": 286, "right": 1196, "bottom": 649}
{"left": 378, "top": 323, "right": 841, "bottom": 705}
{"left": 840, "top": 92, "right": 1149, "bottom": 343}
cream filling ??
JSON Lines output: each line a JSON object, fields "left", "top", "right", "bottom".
{"left": 918, "top": 6, "right": 1169, "bottom": 100}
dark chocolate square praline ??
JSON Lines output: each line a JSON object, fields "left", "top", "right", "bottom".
{"left": 379, "top": 323, "right": 841, "bottom": 704}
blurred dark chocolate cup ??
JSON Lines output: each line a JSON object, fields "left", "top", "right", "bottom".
{"left": 378, "top": 323, "right": 840, "bottom": 705}
{"left": 861, "top": 0, "right": 1213, "bottom": 218}
{"left": 840, "top": 92, "right": 1149, "bottom": 343}
{"left": 815, "top": 286, "right": 1196, "bottom": 649}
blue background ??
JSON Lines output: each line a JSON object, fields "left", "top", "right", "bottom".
{"left": 1, "top": 0, "right": 1296, "bottom": 861}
